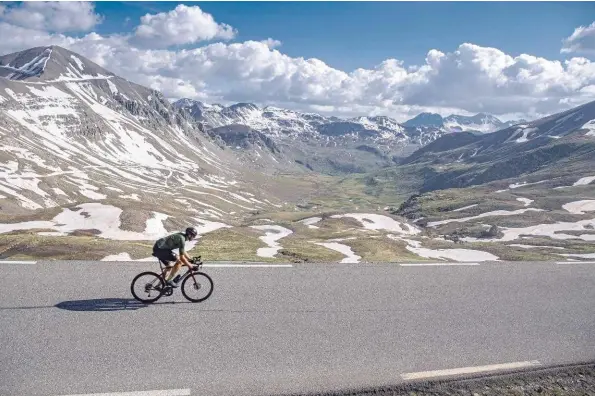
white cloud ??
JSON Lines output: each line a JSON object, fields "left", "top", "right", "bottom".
{"left": 132, "top": 5, "right": 236, "bottom": 48}
{"left": 92, "top": 40, "right": 591, "bottom": 118}
{"left": 561, "top": 21, "right": 595, "bottom": 55}
{"left": 0, "top": 2, "right": 102, "bottom": 32}
{"left": 259, "top": 38, "right": 282, "bottom": 49}
{"left": 0, "top": 9, "right": 594, "bottom": 122}
{"left": 0, "top": 22, "right": 77, "bottom": 54}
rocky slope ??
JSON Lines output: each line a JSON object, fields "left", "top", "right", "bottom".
{"left": 400, "top": 99, "right": 595, "bottom": 192}
{"left": 0, "top": 45, "right": 290, "bottom": 221}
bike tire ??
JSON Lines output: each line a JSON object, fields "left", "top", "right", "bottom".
{"left": 130, "top": 271, "right": 165, "bottom": 303}
{"left": 181, "top": 271, "right": 214, "bottom": 303}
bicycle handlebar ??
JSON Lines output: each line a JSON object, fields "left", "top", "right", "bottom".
{"left": 190, "top": 255, "right": 203, "bottom": 267}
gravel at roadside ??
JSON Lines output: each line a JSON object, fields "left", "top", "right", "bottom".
{"left": 295, "top": 362, "right": 595, "bottom": 396}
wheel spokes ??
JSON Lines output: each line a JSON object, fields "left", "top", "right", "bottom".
{"left": 182, "top": 273, "right": 213, "bottom": 302}
{"left": 132, "top": 273, "right": 163, "bottom": 302}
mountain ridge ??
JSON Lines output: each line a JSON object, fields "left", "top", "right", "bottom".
{"left": 0, "top": 45, "right": 293, "bottom": 220}
{"left": 177, "top": 98, "right": 524, "bottom": 138}
{"left": 174, "top": 98, "right": 451, "bottom": 174}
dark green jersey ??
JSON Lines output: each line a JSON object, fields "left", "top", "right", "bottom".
{"left": 155, "top": 232, "right": 187, "bottom": 254}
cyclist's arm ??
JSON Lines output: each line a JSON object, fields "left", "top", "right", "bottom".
{"left": 178, "top": 252, "right": 189, "bottom": 265}
{"left": 179, "top": 248, "right": 193, "bottom": 268}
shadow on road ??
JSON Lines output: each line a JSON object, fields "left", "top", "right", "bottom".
{"left": 55, "top": 298, "right": 148, "bottom": 312}
{"left": 0, "top": 298, "right": 195, "bottom": 311}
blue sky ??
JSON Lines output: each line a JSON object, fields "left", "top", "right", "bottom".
{"left": 1, "top": 1, "right": 593, "bottom": 119}
{"left": 94, "top": 1, "right": 595, "bottom": 71}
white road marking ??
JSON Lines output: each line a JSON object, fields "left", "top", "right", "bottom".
{"left": 400, "top": 262, "right": 480, "bottom": 267}
{"left": 0, "top": 260, "right": 292, "bottom": 268}
{"left": 556, "top": 261, "right": 595, "bottom": 265}
{"left": 203, "top": 263, "right": 293, "bottom": 268}
{"left": 55, "top": 388, "right": 191, "bottom": 396}
{"left": 401, "top": 360, "right": 541, "bottom": 380}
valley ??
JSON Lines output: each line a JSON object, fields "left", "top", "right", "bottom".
{"left": 1, "top": 45, "right": 594, "bottom": 264}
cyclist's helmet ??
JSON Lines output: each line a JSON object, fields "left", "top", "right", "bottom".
{"left": 185, "top": 227, "right": 198, "bottom": 240}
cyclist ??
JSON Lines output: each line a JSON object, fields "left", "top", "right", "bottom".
{"left": 152, "top": 227, "right": 198, "bottom": 288}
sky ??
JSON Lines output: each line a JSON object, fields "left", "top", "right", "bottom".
{"left": 0, "top": 1, "right": 594, "bottom": 122}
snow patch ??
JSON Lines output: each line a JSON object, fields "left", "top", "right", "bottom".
{"left": 331, "top": 213, "right": 420, "bottom": 235}
{"left": 516, "top": 197, "right": 534, "bottom": 207}
{"left": 101, "top": 253, "right": 133, "bottom": 261}
{"left": 559, "top": 252, "right": 595, "bottom": 259}
{"left": 106, "top": 79, "right": 118, "bottom": 95}
{"left": 0, "top": 183, "right": 43, "bottom": 209}
{"left": 106, "top": 187, "right": 124, "bottom": 192}
{"left": 28, "top": 85, "right": 73, "bottom": 99}
{"left": 462, "top": 218, "right": 595, "bottom": 242}
{"left": 562, "top": 200, "right": 595, "bottom": 214}
{"left": 388, "top": 235, "right": 498, "bottom": 261}
{"left": 300, "top": 217, "right": 322, "bottom": 229}
{"left": 70, "top": 55, "right": 85, "bottom": 71}
{"left": 79, "top": 184, "right": 107, "bottom": 200}
{"left": 2, "top": 177, "right": 48, "bottom": 197}
{"left": 583, "top": 119, "right": 595, "bottom": 136}
{"left": 509, "top": 244, "right": 565, "bottom": 250}
{"left": 1, "top": 48, "right": 52, "bottom": 79}
{"left": 573, "top": 176, "right": 595, "bottom": 186}
{"left": 194, "top": 218, "right": 231, "bottom": 235}
{"left": 0, "top": 203, "right": 171, "bottom": 240}
{"left": 120, "top": 193, "right": 140, "bottom": 201}
{"left": 0, "top": 220, "right": 54, "bottom": 233}
{"left": 427, "top": 208, "right": 544, "bottom": 227}
{"left": 452, "top": 204, "right": 478, "bottom": 212}
{"left": 495, "top": 180, "right": 547, "bottom": 193}
{"left": 515, "top": 127, "right": 537, "bottom": 143}
{"left": 315, "top": 241, "right": 361, "bottom": 263}
{"left": 250, "top": 225, "right": 293, "bottom": 258}
{"left": 509, "top": 180, "right": 547, "bottom": 189}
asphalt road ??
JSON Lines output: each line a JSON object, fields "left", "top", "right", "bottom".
{"left": 1, "top": 259, "right": 594, "bottom": 396}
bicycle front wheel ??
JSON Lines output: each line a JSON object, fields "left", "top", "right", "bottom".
{"left": 130, "top": 271, "right": 165, "bottom": 303}
{"left": 181, "top": 272, "right": 214, "bottom": 302}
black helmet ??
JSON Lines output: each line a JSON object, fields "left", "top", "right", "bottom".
{"left": 185, "top": 227, "right": 198, "bottom": 239}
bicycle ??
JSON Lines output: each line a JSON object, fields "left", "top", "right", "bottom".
{"left": 130, "top": 255, "right": 214, "bottom": 304}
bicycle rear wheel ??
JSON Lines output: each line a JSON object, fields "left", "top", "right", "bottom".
{"left": 181, "top": 272, "right": 214, "bottom": 302}
{"left": 130, "top": 271, "right": 165, "bottom": 303}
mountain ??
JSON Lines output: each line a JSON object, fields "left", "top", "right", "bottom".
{"left": 0, "top": 46, "right": 288, "bottom": 220}
{"left": 400, "top": 99, "right": 595, "bottom": 192}
{"left": 402, "top": 112, "right": 444, "bottom": 128}
{"left": 174, "top": 99, "right": 451, "bottom": 174}
{"left": 403, "top": 112, "right": 523, "bottom": 134}
{"left": 0, "top": 46, "right": 115, "bottom": 81}
{"left": 2, "top": 45, "right": 594, "bottom": 263}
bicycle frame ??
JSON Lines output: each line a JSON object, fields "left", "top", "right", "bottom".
{"left": 156, "top": 255, "right": 204, "bottom": 287}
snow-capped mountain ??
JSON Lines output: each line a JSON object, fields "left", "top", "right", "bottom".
{"left": 174, "top": 99, "right": 455, "bottom": 174}
{"left": 443, "top": 113, "right": 523, "bottom": 133}
{"left": 175, "top": 99, "right": 432, "bottom": 142}
{"left": 402, "top": 99, "right": 595, "bottom": 191}
{"left": 0, "top": 46, "right": 285, "bottom": 217}
{"left": 403, "top": 112, "right": 523, "bottom": 134}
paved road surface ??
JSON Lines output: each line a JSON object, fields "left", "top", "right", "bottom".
{"left": 1, "top": 260, "right": 594, "bottom": 396}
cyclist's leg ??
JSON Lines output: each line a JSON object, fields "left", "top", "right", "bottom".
{"left": 166, "top": 257, "right": 184, "bottom": 283}
{"left": 162, "top": 251, "right": 182, "bottom": 283}
{"left": 153, "top": 248, "right": 177, "bottom": 279}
